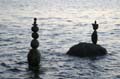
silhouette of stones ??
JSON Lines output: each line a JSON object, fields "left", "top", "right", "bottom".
{"left": 28, "top": 18, "right": 40, "bottom": 70}
{"left": 67, "top": 21, "right": 107, "bottom": 57}
{"left": 92, "top": 21, "right": 98, "bottom": 30}
{"left": 91, "top": 21, "right": 98, "bottom": 44}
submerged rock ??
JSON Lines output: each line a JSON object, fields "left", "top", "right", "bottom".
{"left": 67, "top": 42, "right": 107, "bottom": 57}
{"left": 28, "top": 49, "right": 41, "bottom": 68}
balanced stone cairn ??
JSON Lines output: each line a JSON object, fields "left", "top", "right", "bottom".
{"left": 91, "top": 21, "right": 98, "bottom": 44}
{"left": 28, "top": 18, "right": 41, "bottom": 70}
{"left": 67, "top": 21, "right": 107, "bottom": 57}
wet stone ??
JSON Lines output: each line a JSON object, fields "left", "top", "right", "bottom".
{"left": 28, "top": 49, "right": 40, "bottom": 67}
{"left": 31, "top": 39, "right": 39, "bottom": 49}
{"left": 67, "top": 42, "right": 107, "bottom": 57}
{"left": 31, "top": 26, "right": 39, "bottom": 32}
{"left": 32, "top": 32, "right": 39, "bottom": 39}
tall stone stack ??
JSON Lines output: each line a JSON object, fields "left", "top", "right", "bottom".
{"left": 91, "top": 21, "right": 98, "bottom": 44}
{"left": 31, "top": 18, "right": 39, "bottom": 49}
{"left": 28, "top": 18, "right": 40, "bottom": 70}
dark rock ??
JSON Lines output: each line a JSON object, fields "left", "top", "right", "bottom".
{"left": 31, "top": 39, "right": 39, "bottom": 49}
{"left": 67, "top": 42, "right": 107, "bottom": 57}
{"left": 31, "top": 26, "right": 39, "bottom": 32}
{"left": 92, "top": 20, "right": 98, "bottom": 30}
{"left": 91, "top": 30, "right": 98, "bottom": 44}
{"left": 28, "top": 49, "right": 41, "bottom": 69}
{"left": 32, "top": 32, "right": 39, "bottom": 39}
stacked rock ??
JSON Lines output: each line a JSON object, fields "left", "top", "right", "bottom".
{"left": 28, "top": 18, "right": 40, "bottom": 70}
{"left": 31, "top": 18, "right": 39, "bottom": 49}
{"left": 91, "top": 21, "right": 98, "bottom": 44}
{"left": 67, "top": 21, "right": 107, "bottom": 57}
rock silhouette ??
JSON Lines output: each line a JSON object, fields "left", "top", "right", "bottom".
{"left": 91, "top": 21, "right": 98, "bottom": 44}
{"left": 67, "top": 42, "right": 107, "bottom": 57}
{"left": 28, "top": 18, "right": 41, "bottom": 70}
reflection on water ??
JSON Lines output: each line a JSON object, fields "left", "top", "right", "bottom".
{"left": 27, "top": 64, "right": 42, "bottom": 79}
{"left": 0, "top": 0, "right": 120, "bottom": 79}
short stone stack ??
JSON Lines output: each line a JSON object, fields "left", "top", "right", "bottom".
{"left": 67, "top": 21, "right": 107, "bottom": 57}
{"left": 28, "top": 18, "right": 40, "bottom": 70}
{"left": 91, "top": 21, "right": 98, "bottom": 44}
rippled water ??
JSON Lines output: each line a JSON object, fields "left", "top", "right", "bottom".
{"left": 0, "top": 0, "right": 120, "bottom": 79}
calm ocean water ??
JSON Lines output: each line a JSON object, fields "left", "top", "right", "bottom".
{"left": 0, "top": 0, "right": 120, "bottom": 79}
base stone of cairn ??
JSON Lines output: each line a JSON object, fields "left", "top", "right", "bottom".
{"left": 67, "top": 42, "right": 107, "bottom": 57}
{"left": 28, "top": 49, "right": 40, "bottom": 69}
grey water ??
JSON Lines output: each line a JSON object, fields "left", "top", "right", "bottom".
{"left": 0, "top": 0, "right": 120, "bottom": 79}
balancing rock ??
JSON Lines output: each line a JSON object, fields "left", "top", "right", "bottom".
{"left": 67, "top": 42, "right": 107, "bottom": 57}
